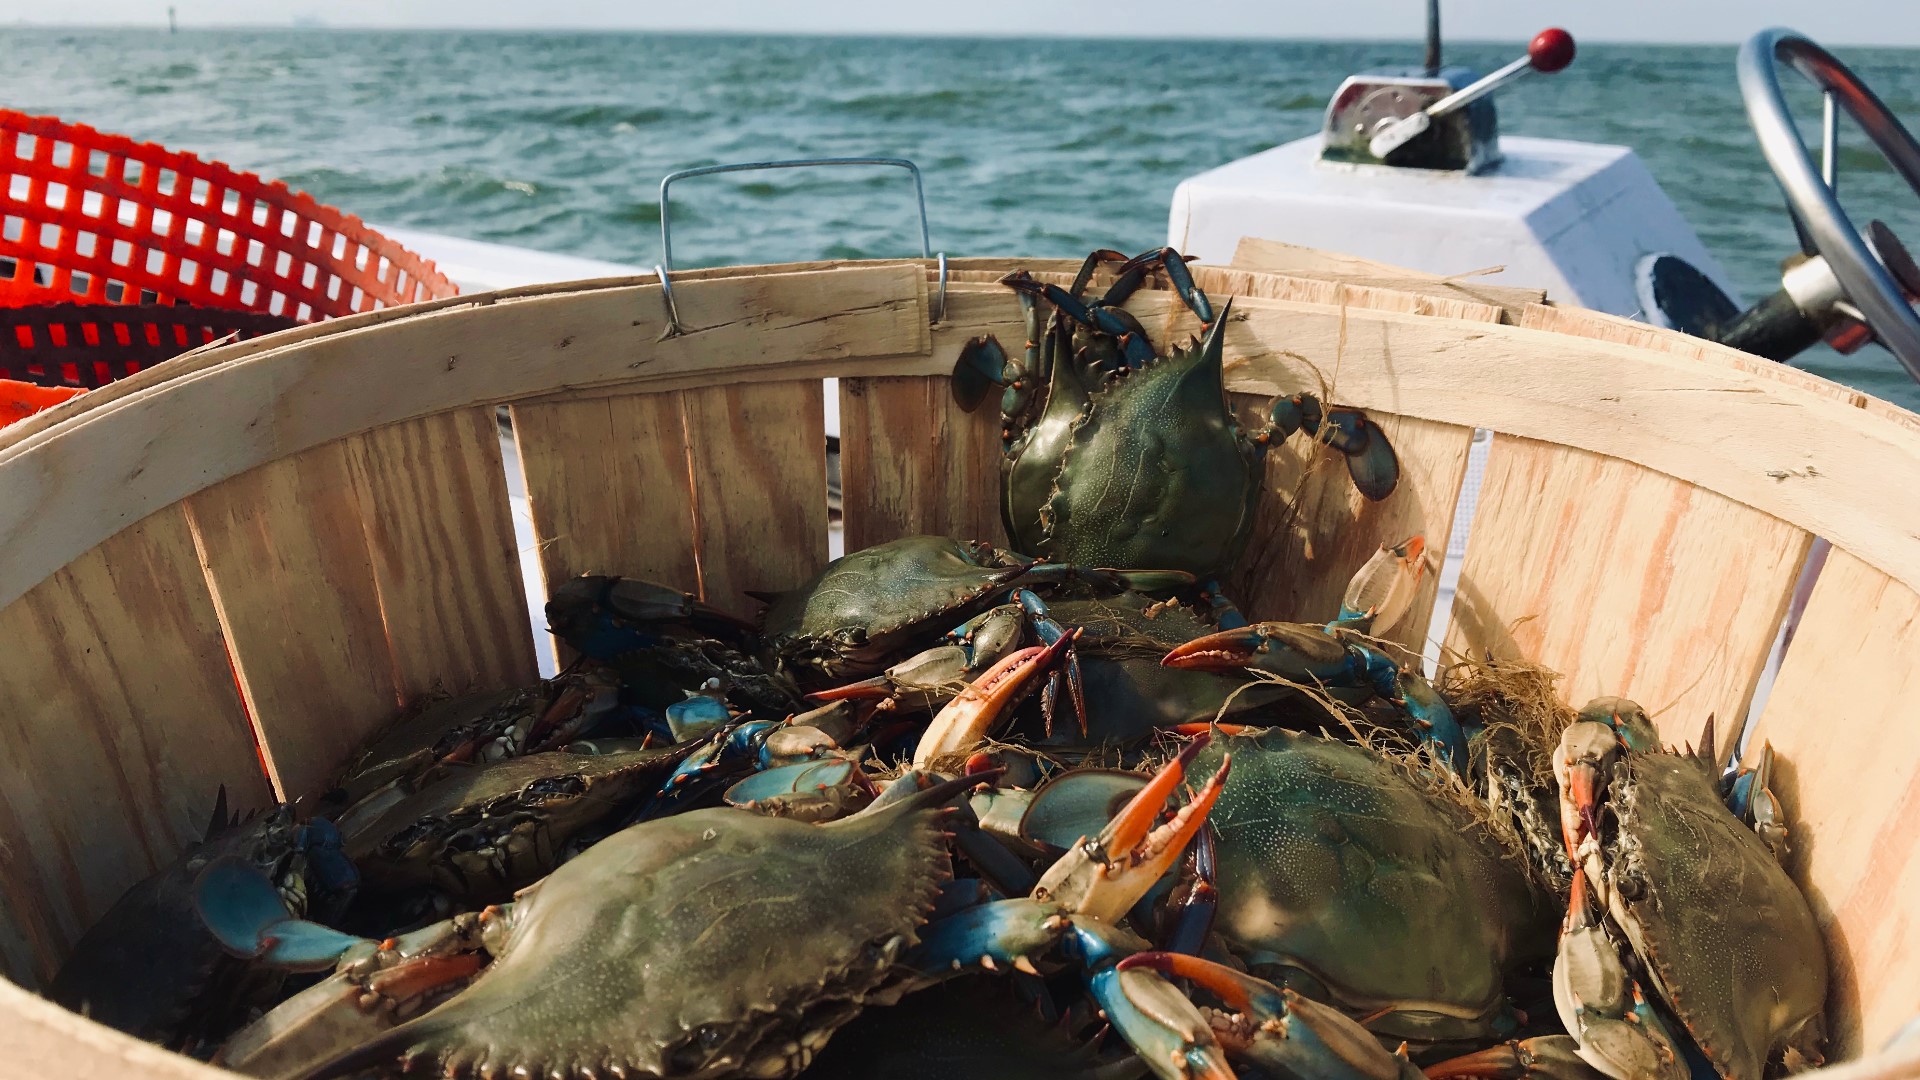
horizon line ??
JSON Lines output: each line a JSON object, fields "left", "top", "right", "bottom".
{"left": 7, "top": 22, "right": 1919, "bottom": 49}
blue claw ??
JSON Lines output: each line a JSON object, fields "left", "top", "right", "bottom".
{"left": 953, "top": 335, "right": 1009, "bottom": 413}
{"left": 666, "top": 691, "right": 733, "bottom": 742}
{"left": 1122, "top": 953, "right": 1424, "bottom": 1080}
{"left": 1341, "top": 414, "right": 1401, "bottom": 502}
{"left": 904, "top": 897, "right": 1071, "bottom": 978}
{"left": 1082, "top": 926, "right": 1236, "bottom": 1080}
{"left": 1117, "top": 247, "right": 1214, "bottom": 326}
{"left": 193, "top": 857, "right": 369, "bottom": 972}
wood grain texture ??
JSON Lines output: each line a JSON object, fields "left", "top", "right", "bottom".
{"left": 1743, "top": 550, "right": 1920, "bottom": 1060}
{"left": 1445, "top": 436, "right": 1811, "bottom": 756}
{"left": 509, "top": 391, "right": 698, "bottom": 600}
{"left": 0, "top": 506, "right": 268, "bottom": 985}
{"left": 184, "top": 443, "right": 400, "bottom": 800}
{"left": 1227, "top": 403, "right": 1474, "bottom": 654}
{"left": 0, "top": 265, "right": 927, "bottom": 613}
{"left": 683, "top": 380, "right": 829, "bottom": 619}
{"left": 1230, "top": 236, "right": 1546, "bottom": 319}
{"left": 9, "top": 277, "right": 1920, "bottom": 613}
{"left": 837, "top": 375, "right": 1004, "bottom": 551}
{"left": 5, "top": 257, "right": 1920, "bottom": 1078}
{"left": 6, "top": 977, "right": 235, "bottom": 1080}
{"left": 344, "top": 409, "right": 538, "bottom": 698}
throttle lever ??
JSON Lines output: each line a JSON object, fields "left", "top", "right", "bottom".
{"left": 1368, "top": 28, "right": 1576, "bottom": 160}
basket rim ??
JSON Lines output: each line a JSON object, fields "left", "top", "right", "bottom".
{"left": 7, "top": 255, "right": 1920, "bottom": 1078}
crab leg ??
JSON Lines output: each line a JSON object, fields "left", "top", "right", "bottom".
{"left": 1113, "top": 246, "right": 1215, "bottom": 325}
{"left": 912, "top": 632, "right": 1076, "bottom": 767}
{"left": 1120, "top": 952, "right": 1427, "bottom": 1080}
{"left": 1031, "top": 735, "right": 1231, "bottom": 922}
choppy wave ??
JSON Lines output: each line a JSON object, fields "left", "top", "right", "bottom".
{"left": 2, "top": 27, "right": 1917, "bottom": 403}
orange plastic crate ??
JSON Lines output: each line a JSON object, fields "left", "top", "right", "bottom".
{"left": 0, "top": 110, "right": 457, "bottom": 391}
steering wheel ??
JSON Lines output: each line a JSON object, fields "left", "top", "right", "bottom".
{"left": 1739, "top": 28, "right": 1920, "bottom": 381}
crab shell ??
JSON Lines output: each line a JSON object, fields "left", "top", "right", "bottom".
{"left": 1005, "top": 304, "right": 1263, "bottom": 579}
{"left": 1194, "top": 729, "right": 1556, "bottom": 1045}
{"left": 306, "top": 778, "right": 963, "bottom": 1080}
{"left": 1593, "top": 749, "right": 1828, "bottom": 1080}
{"left": 759, "top": 535, "right": 1028, "bottom": 684}
{"left": 343, "top": 747, "right": 687, "bottom": 905}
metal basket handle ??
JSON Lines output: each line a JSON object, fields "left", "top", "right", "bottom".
{"left": 652, "top": 157, "right": 947, "bottom": 337}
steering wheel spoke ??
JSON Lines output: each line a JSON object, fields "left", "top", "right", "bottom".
{"left": 1738, "top": 28, "right": 1920, "bottom": 381}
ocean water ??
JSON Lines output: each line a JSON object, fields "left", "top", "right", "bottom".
{"left": 3, "top": 28, "right": 1917, "bottom": 406}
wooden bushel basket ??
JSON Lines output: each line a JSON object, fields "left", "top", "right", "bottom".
{"left": 3, "top": 248, "right": 1918, "bottom": 1079}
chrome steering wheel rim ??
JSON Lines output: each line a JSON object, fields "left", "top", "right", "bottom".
{"left": 1738, "top": 28, "right": 1920, "bottom": 381}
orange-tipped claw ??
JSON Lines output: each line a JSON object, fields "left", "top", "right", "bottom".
{"left": 1172, "top": 722, "right": 1253, "bottom": 737}
{"left": 1031, "top": 737, "right": 1231, "bottom": 922}
{"left": 911, "top": 632, "right": 1075, "bottom": 767}
{"left": 1340, "top": 534, "right": 1428, "bottom": 634}
{"left": 1163, "top": 627, "right": 1267, "bottom": 671}
{"left": 805, "top": 675, "right": 894, "bottom": 703}
{"left": 1119, "top": 951, "right": 1263, "bottom": 1014}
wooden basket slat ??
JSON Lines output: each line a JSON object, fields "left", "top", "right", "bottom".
{"left": 1229, "top": 236, "right": 1549, "bottom": 318}
{"left": 1227, "top": 401, "right": 1475, "bottom": 652}
{"left": 184, "top": 443, "right": 402, "bottom": 801}
{"left": 0, "top": 265, "right": 928, "bottom": 617}
{"left": 1741, "top": 548, "right": 1920, "bottom": 1059}
{"left": 0, "top": 505, "right": 268, "bottom": 985}
{"left": 343, "top": 409, "right": 539, "bottom": 698}
{"left": 1444, "top": 435, "right": 1812, "bottom": 756}
{"left": 508, "top": 390, "right": 702, "bottom": 605}
{"left": 837, "top": 375, "right": 1004, "bottom": 551}
{"left": 4, "top": 259, "right": 1920, "bottom": 1076}
{"left": 1191, "top": 262, "right": 1511, "bottom": 324}
{"left": 682, "top": 380, "right": 830, "bottom": 619}
{"left": 7, "top": 978, "right": 225, "bottom": 1080}
{"left": 1211, "top": 299, "right": 1920, "bottom": 600}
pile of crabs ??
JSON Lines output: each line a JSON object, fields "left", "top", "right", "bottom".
{"left": 48, "top": 250, "right": 1828, "bottom": 1080}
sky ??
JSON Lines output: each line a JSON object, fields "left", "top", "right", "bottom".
{"left": 12, "top": 0, "right": 1920, "bottom": 46}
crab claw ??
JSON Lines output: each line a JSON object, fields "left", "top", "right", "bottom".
{"left": 1323, "top": 409, "right": 1400, "bottom": 502}
{"left": 193, "top": 857, "right": 370, "bottom": 972}
{"left": 1553, "top": 719, "right": 1621, "bottom": 862}
{"left": 1092, "top": 962, "right": 1236, "bottom": 1080}
{"left": 1031, "top": 735, "right": 1230, "bottom": 922}
{"left": 952, "top": 334, "right": 1009, "bottom": 412}
{"left": 912, "top": 631, "right": 1076, "bottom": 767}
{"left": 903, "top": 896, "right": 1072, "bottom": 979}
{"left": 1336, "top": 535, "right": 1427, "bottom": 634}
{"left": 1121, "top": 953, "right": 1426, "bottom": 1080}
{"left": 1162, "top": 621, "right": 1352, "bottom": 679}
{"left": 1425, "top": 1036, "right": 1604, "bottom": 1080}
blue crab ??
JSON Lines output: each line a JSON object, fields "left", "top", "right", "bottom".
{"left": 1538, "top": 698, "right": 1827, "bottom": 1080}
{"left": 339, "top": 745, "right": 690, "bottom": 908}
{"left": 45, "top": 791, "right": 354, "bottom": 1052}
{"left": 1187, "top": 727, "right": 1557, "bottom": 1050}
{"left": 951, "top": 248, "right": 1400, "bottom": 579}
{"left": 194, "top": 743, "right": 1235, "bottom": 1080}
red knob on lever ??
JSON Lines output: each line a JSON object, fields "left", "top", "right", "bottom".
{"left": 1528, "top": 28, "right": 1576, "bottom": 73}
